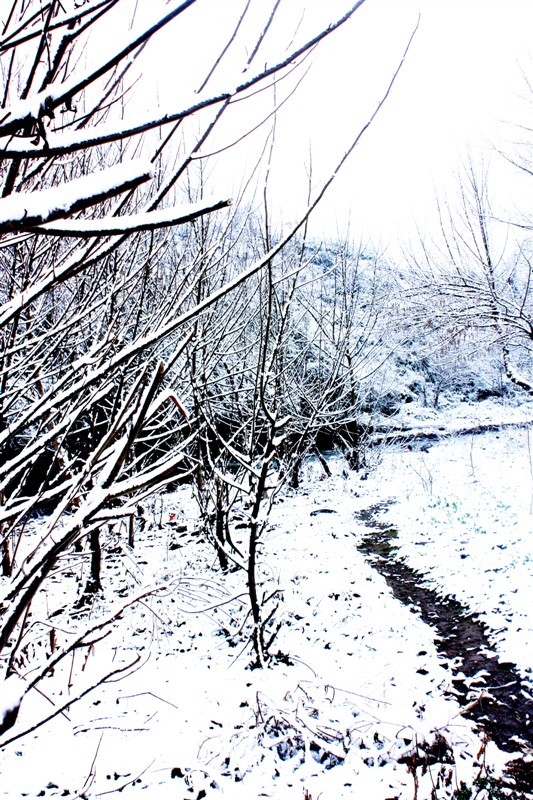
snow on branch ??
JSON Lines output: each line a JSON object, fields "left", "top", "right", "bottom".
{"left": 0, "top": 0, "right": 197, "bottom": 139}
{"left": 0, "top": 2, "right": 366, "bottom": 152}
{"left": 0, "top": 94, "right": 230, "bottom": 156}
{"left": 0, "top": 0, "right": 119, "bottom": 53}
{"left": 0, "top": 160, "right": 153, "bottom": 235}
{"left": 35, "top": 197, "right": 232, "bottom": 236}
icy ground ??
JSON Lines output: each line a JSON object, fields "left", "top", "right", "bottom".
{"left": 1, "top": 397, "right": 533, "bottom": 799}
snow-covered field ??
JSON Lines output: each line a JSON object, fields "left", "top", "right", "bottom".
{"left": 369, "top": 413, "right": 533, "bottom": 684}
{"left": 1, "top": 397, "right": 533, "bottom": 799}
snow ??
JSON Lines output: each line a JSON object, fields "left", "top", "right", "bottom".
{"left": 0, "top": 397, "right": 532, "bottom": 797}
{"left": 36, "top": 197, "right": 231, "bottom": 236}
{"left": 0, "top": 160, "right": 153, "bottom": 231}
{"left": 0, "top": 1, "right": 197, "bottom": 138}
{"left": 0, "top": 105, "right": 197, "bottom": 157}
{"left": 363, "top": 409, "right": 533, "bottom": 683}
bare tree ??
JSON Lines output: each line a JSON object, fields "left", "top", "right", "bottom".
{"left": 181, "top": 212, "right": 395, "bottom": 665}
{"left": 0, "top": 0, "right": 418, "bottom": 741}
{"left": 0, "top": 0, "right": 387, "bottom": 736}
{"left": 405, "top": 162, "right": 533, "bottom": 397}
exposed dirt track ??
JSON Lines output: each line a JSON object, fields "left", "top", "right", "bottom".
{"left": 355, "top": 502, "right": 533, "bottom": 794}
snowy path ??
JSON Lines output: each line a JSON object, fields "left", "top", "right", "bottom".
{"left": 356, "top": 503, "right": 533, "bottom": 755}
{"left": 361, "top": 422, "right": 533, "bottom": 685}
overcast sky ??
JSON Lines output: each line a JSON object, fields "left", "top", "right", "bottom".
{"left": 307, "top": 0, "right": 533, "bottom": 250}
{"left": 257, "top": 0, "right": 533, "bottom": 250}
{"left": 133, "top": 0, "right": 533, "bottom": 252}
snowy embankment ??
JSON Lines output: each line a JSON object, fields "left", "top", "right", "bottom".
{"left": 0, "top": 397, "right": 532, "bottom": 798}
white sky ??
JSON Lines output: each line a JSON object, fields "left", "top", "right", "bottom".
{"left": 306, "top": 0, "right": 533, "bottom": 250}
{"left": 124, "top": 0, "right": 533, "bottom": 251}
{"left": 258, "top": 0, "right": 533, "bottom": 250}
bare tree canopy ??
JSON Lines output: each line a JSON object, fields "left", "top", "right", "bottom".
{"left": 1, "top": 0, "right": 401, "bottom": 741}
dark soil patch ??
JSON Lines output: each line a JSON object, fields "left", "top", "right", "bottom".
{"left": 355, "top": 502, "right": 533, "bottom": 794}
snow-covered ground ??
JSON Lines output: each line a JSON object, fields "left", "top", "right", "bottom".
{"left": 1, "top": 397, "right": 533, "bottom": 799}
{"left": 366, "top": 417, "right": 533, "bottom": 684}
